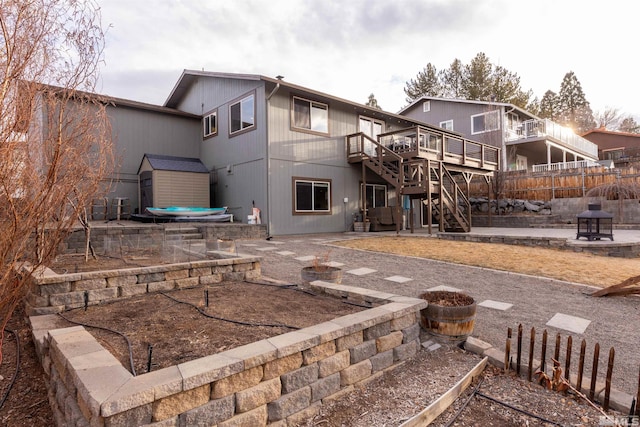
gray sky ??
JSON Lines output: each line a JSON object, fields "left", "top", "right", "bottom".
{"left": 97, "top": 0, "right": 638, "bottom": 121}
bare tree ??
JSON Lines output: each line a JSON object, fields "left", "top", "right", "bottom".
{"left": 594, "top": 107, "right": 622, "bottom": 130}
{"left": 0, "top": 0, "right": 114, "bottom": 358}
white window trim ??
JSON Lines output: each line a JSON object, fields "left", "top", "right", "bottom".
{"left": 293, "top": 178, "right": 331, "bottom": 214}
{"left": 359, "top": 115, "right": 385, "bottom": 139}
{"left": 471, "top": 110, "right": 500, "bottom": 135}
{"left": 229, "top": 93, "right": 255, "bottom": 136}
{"left": 360, "top": 183, "right": 387, "bottom": 209}
{"left": 423, "top": 101, "right": 431, "bottom": 112}
{"left": 203, "top": 110, "right": 217, "bottom": 138}
{"left": 440, "top": 120, "right": 453, "bottom": 131}
{"left": 292, "top": 96, "right": 329, "bottom": 135}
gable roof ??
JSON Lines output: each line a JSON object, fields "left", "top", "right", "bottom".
{"left": 141, "top": 153, "right": 209, "bottom": 173}
{"left": 163, "top": 70, "right": 453, "bottom": 133}
{"left": 398, "top": 95, "right": 536, "bottom": 119}
{"left": 581, "top": 127, "right": 640, "bottom": 139}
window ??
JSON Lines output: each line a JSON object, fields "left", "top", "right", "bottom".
{"left": 423, "top": 101, "right": 431, "bottom": 112}
{"left": 440, "top": 120, "right": 453, "bottom": 131}
{"left": 292, "top": 96, "right": 329, "bottom": 134}
{"left": 506, "top": 112, "right": 520, "bottom": 131}
{"left": 203, "top": 111, "right": 217, "bottom": 138}
{"left": 359, "top": 116, "right": 384, "bottom": 140}
{"left": 229, "top": 93, "right": 255, "bottom": 135}
{"left": 361, "top": 183, "right": 387, "bottom": 209}
{"left": 471, "top": 110, "right": 500, "bottom": 134}
{"left": 293, "top": 178, "right": 331, "bottom": 214}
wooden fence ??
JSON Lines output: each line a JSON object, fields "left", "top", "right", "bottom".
{"left": 505, "top": 324, "right": 640, "bottom": 415}
{"left": 469, "top": 166, "right": 640, "bottom": 200}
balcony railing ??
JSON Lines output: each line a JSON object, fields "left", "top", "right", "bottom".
{"left": 350, "top": 125, "right": 500, "bottom": 170}
{"left": 531, "top": 159, "right": 601, "bottom": 173}
{"left": 507, "top": 119, "right": 598, "bottom": 159}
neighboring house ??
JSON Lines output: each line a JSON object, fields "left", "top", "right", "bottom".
{"left": 32, "top": 72, "right": 502, "bottom": 235}
{"left": 399, "top": 97, "right": 599, "bottom": 173}
{"left": 581, "top": 127, "right": 640, "bottom": 167}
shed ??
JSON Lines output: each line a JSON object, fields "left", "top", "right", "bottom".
{"left": 138, "top": 153, "right": 210, "bottom": 212}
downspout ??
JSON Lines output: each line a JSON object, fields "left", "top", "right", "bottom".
{"left": 265, "top": 80, "right": 281, "bottom": 237}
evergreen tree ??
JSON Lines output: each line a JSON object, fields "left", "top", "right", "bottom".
{"left": 403, "top": 63, "right": 441, "bottom": 103}
{"left": 403, "top": 52, "right": 532, "bottom": 107}
{"left": 366, "top": 93, "right": 382, "bottom": 110}
{"left": 462, "top": 52, "right": 493, "bottom": 101}
{"left": 557, "top": 71, "right": 595, "bottom": 133}
{"left": 439, "top": 58, "right": 465, "bottom": 98}
{"left": 539, "top": 90, "right": 560, "bottom": 120}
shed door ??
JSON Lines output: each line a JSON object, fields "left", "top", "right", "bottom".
{"left": 140, "top": 171, "right": 153, "bottom": 212}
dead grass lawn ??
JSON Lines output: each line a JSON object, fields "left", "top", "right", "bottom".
{"left": 333, "top": 236, "right": 640, "bottom": 288}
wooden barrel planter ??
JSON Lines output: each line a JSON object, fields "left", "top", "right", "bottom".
{"left": 301, "top": 266, "right": 343, "bottom": 285}
{"left": 419, "top": 291, "right": 476, "bottom": 342}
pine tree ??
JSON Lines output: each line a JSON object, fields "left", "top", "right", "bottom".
{"left": 439, "top": 58, "right": 465, "bottom": 98}
{"left": 462, "top": 52, "right": 493, "bottom": 101}
{"left": 403, "top": 63, "right": 441, "bottom": 103}
{"left": 539, "top": 90, "right": 560, "bottom": 120}
{"left": 366, "top": 93, "right": 382, "bottom": 110}
{"left": 557, "top": 71, "right": 595, "bottom": 133}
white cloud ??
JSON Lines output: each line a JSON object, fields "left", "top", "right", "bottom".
{"left": 97, "top": 0, "right": 638, "bottom": 118}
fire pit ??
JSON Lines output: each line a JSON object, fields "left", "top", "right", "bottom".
{"left": 576, "top": 203, "right": 613, "bottom": 241}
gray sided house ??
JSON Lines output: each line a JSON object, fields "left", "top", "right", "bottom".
{"left": 101, "top": 71, "right": 500, "bottom": 235}
{"left": 138, "top": 154, "right": 210, "bottom": 212}
{"left": 399, "top": 97, "right": 599, "bottom": 173}
{"left": 105, "top": 98, "right": 202, "bottom": 206}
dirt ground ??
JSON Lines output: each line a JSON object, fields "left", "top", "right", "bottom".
{"left": 0, "top": 238, "right": 634, "bottom": 426}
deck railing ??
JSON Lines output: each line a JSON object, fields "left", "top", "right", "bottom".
{"left": 507, "top": 119, "right": 598, "bottom": 159}
{"left": 348, "top": 126, "right": 499, "bottom": 171}
{"left": 532, "top": 159, "right": 601, "bottom": 173}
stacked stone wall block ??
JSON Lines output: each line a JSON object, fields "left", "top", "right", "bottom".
{"left": 212, "top": 265, "right": 233, "bottom": 274}
{"left": 235, "top": 378, "right": 281, "bottom": 413}
{"left": 104, "top": 403, "right": 153, "bottom": 427}
{"left": 152, "top": 384, "right": 210, "bottom": 422}
{"left": 179, "top": 394, "right": 235, "bottom": 426}
{"left": 189, "top": 267, "right": 211, "bottom": 277}
{"left": 147, "top": 281, "right": 176, "bottom": 293}
{"left": 222, "top": 271, "right": 246, "bottom": 281}
{"left": 317, "top": 350, "right": 350, "bottom": 378}
{"left": 199, "top": 273, "right": 223, "bottom": 285}
{"left": 119, "top": 283, "right": 148, "bottom": 297}
{"left": 267, "top": 385, "right": 311, "bottom": 422}
{"left": 349, "top": 340, "right": 376, "bottom": 364}
{"left": 370, "top": 349, "right": 394, "bottom": 372}
{"left": 391, "top": 313, "right": 416, "bottom": 331}
{"left": 212, "top": 366, "right": 264, "bottom": 399}
{"left": 303, "top": 341, "right": 336, "bottom": 365}
{"left": 138, "top": 272, "right": 165, "bottom": 283}
{"left": 335, "top": 331, "right": 363, "bottom": 352}
{"left": 310, "top": 372, "right": 341, "bottom": 402}
{"left": 393, "top": 339, "right": 419, "bottom": 362}
{"left": 175, "top": 277, "right": 200, "bottom": 290}
{"left": 106, "top": 275, "right": 138, "bottom": 288}
{"left": 218, "top": 405, "right": 268, "bottom": 427}
{"left": 164, "top": 270, "right": 189, "bottom": 280}
{"left": 363, "top": 321, "right": 391, "bottom": 341}
{"left": 375, "top": 331, "right": 404, "bottom": 353}
{"left": 263, "top": 353, "right": 303, "bottom": 380}
{"left": 402, "top": 323, "right": 420, "bottom": 344}
{"left": 280, "top": 364, "right": 319, "bottom": 394}
{"left": 340, "top": 359, "right": 372, "bottom": 387}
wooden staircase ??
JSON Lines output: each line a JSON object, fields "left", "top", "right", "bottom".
{"left": 347, "top": 130, "right": 495, "bottom": 233}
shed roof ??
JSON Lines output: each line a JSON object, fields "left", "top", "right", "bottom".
{"left": 141, "top": 153, "right": 209, "bottom": 173}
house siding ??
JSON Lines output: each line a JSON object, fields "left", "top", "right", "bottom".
{"left": 178, "top": 77, "right": 270, "bottom": 224}
{"left": 107, "top": 105, "right": 201, "bottom": 212}
{"left": 152, "top": 170, "right": 209, "bottom": 208}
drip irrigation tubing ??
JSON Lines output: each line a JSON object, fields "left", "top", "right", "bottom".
{"left": 0, "top": 329, "right": 20, "bottom": 411}
{"left": 440, "top": 371, "right": 565, "bottom": 427}
{"left": 57, "top": 312, "right": 137, "bottom": 376}
{"left": 474, "top": 391, "right": 565, "bottom": 427}
{"left": 160, "top": 292, "right": 300, "bottom": 330}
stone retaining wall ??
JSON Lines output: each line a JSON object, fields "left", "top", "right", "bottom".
{"left": 25, "top": 253, "right": 262, "bottom": 316}
{"left": 60, "top": 222, "right": 267, "bottom": 255}
{"left": 438, "top": 232, "right": 640, "bottom": 258}
{"left": 29, "top": 281, "right": 426, "bottom": 426}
